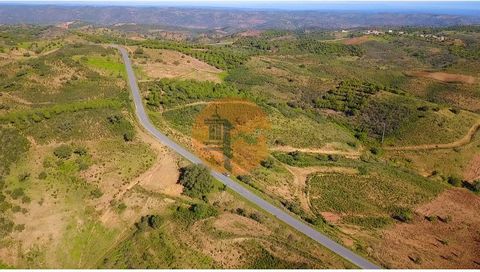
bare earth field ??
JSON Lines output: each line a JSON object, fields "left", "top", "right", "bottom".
{"left": 374, "top": 189, "right": 480, "bottom": 269}
{"left": 407, "top": 71, "right": 477, "bottom": 84}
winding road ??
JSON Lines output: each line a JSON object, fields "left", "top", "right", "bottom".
{"left": 114, "top": 45, "right": 381, "bottom": 269}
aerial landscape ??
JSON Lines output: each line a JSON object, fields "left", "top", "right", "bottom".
{"left": 0, "top": 0, "right": 479, "bottom": 269}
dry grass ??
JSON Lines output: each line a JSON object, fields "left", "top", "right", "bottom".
{"left": 132, "top": 48, "right": 223, "bottom": 83}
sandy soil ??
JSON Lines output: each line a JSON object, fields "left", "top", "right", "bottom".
{"left": 138, "top": 148, "right": 182, "bottom": 196}
{"left": 374, "top": 189, "right": 480, "bottom": 268}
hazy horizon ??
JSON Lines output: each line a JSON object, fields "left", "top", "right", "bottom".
{"left": 1, "top": 0, "right": 480, "bottom": 16}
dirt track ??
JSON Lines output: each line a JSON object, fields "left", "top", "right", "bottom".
{"left": 270, "top": 145, "right": 361, "bottom": 158}
{"left": 385, "top": 120, "right": 480, "bottom": 151}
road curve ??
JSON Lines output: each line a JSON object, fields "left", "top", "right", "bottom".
{"left": 114, "top": 45, "right": 381, "bottom": 269}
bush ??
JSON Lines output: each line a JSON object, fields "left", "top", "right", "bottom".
{"left": 370, "top": 146, "right": 382, "bottom": 155}
{"left": 53, "top": 145, "right": 73, "bottom": 159}
{"left": 179, "top": 164, "right": 214, "bottom": 198}
{"left": 391, "top": 206, "right": 413, "bottom": 223}
{"left": 10, "top": 188, "right": 24, "bottom": 200}
{"left": 38, "top": 171, "right": 47, "bottom": 180}
{"left": 73, "top": 146, "right": 88, "bottom": 156}
{"left": 173, "top": 203, "right": 218, "bottom": 225}
{"left": 18, "top": 172, "right": 30, "bottom": 182}
{"left": 438, "top": 215, "right": 452, "bottom": 223}
{"left": 449, "top": 108, "right": 461, "bottom": 114}
{"left": 90, "top": 188, "right": 103, "bottom": 198}
{"left": 134, "top": 47, "right": 144, "bottom": 55}
{"left": 248, "top": 212, "right": 264, "bottom": 223}
{"left": 447, "top": 176, "right": 462, "bottom": 187}
{"left": 260, "top": 157, "right": 275, "bottom": 169}
{"left": 123, "top": 131, "right": 134, "bottom": 142}
{"left": 417, "top": 105, "right": 429, "bottom": 111}
{"left": 136, "top": 214, "right": 163, "bottom": 231}
{"left": 327, "top": 154, "right": 338, "bottom": 162}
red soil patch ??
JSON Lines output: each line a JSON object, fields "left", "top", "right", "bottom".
{"left": 374, "top": 189, "right": 480, "bottom": 268}
{"left": 342, "top": 35, "right": 370, "bottom": 45}
{"left": 407, "top": 71, "right": 476, "bottom": 84}
{"left": 464, "top": 154, "right": 480, "bottom": 182}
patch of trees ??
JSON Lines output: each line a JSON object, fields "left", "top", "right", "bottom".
{"left": 140, "top": 40, "right": 251, "bottom": 70}
{"left": 272, "top": 151, "right": 340, "bottom": 167}
{"left": 296, "top": 38, "right": 363, "bottom": 56}
{"left": 314, "top": 80, "right": 384, "bottom": 116}
{"left": 0, "top": 99, "right": 123, "bottom": 125}
{"left": 449, "top": 44, "right": 480, "bottom": 60}
{"left": 145, "top": 79, "right": 243, "bottom": 108}
{"left": 178, "top": 164, "right": 215, "bottom": 199}
{"left": 0, "top": 128, "right": 30, "bottom": 177}
{"left": 234, "top": 36, "right": 363, "bottom": 57}
{"left": 135, "top": 214, "right": 163, "bottom": 232}
{"left": 359, "top": 99, "right": 416, "bottom": 140}
{"left": 173, "top": 203, "right": 218, "bottom": 225}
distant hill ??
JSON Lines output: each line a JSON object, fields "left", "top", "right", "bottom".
{"left": 1, "top": 5, "right": 480, "bottom": 30}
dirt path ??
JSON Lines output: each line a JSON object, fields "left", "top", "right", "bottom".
{"left": 271, "top": 145, "right": 361, "bottom": 159}
{"left": 385, "top": 120, "right": 480, "bottom": 151}
{"left": 283, "top": 165, "right": 359, "bottom": 215}
{"left": 1, "top": 92, "right": 52, "bottom": 106}
{"left": 99, "top": 124, "right": 180, "bottom": 225}
{"left": 161, "top": 100, "right": 259, "bottom": 114}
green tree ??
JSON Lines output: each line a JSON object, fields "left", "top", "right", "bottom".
{"left": 179, "top": 164, "right": 214, "bottom": 198}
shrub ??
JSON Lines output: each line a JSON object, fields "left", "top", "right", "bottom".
{"left": 10, "top": 188, "right": 24, "bottom": 200}
{"left": 237, "top": 175, "right": 254, "bottom": 185}
{"left": 438, "top": 215, "right": 452, "bottom": 223}
{"left": 391, "top": 206, "right": 413, "bottom": 223}
{"left": 370, "top": 146, "right": 382, "bottom": 155}
{"left": 190, "top": 203, "right": 218, "bottom": 219}
{"left": 18, "top": 172, "right": 30, "bottom": 182}
{"left": 327, "top": 154, "right": 338, "bottom": 162}
{"left": 235, "top": 208, "right": 246, "bottom": 216}
{"left": 447, "top": 176, "right": 462, "bottom": 187}
{"left": 179, "top": 164, "right": 214, "bottom": 198}
{"left": 21, "top": 196, "right": 31, "bottom": 204}
{"left": 53, "top": 145, "right": 73, "bottom": 159}
{"left": 73, "top": 146, "right": 88, "bottom": 156}
{"left": 134, "top": 47, "right": 144, "bottom": 55}
{"left": 136, "top": 214, "right": 163, "bottom": 231}
{"left": 123, "top": 131, "right": 134, "bottom": 142}
{"left": 249, "top": 212, "right": 264, "bottom": 223}
{"left": 449, "top": 108, "right": 461, "bottom": 114}
{"left": 417, "top": 105, "right": 429, "bottom": 111}
{"left": 90, "top": 188, "right": 103, "bottom": 198}
{"left": 409, "top": 255, "right": 423, "bottom": 265}
{"left": 173, "top": 203, "right": 218, "bottom": 225}
{"left": 260, "top": 157, "right": 275, "bottom": 169}
{"left": 38, "top": 171, "right": 47, "bottom": 180}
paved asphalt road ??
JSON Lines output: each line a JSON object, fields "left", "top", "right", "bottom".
{"left": 115, "top": 45, "right": 381, "bottom": 269}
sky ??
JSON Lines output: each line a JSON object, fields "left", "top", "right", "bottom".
{"left": 1, "top": 0, "right": 479, "bottom": 14}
